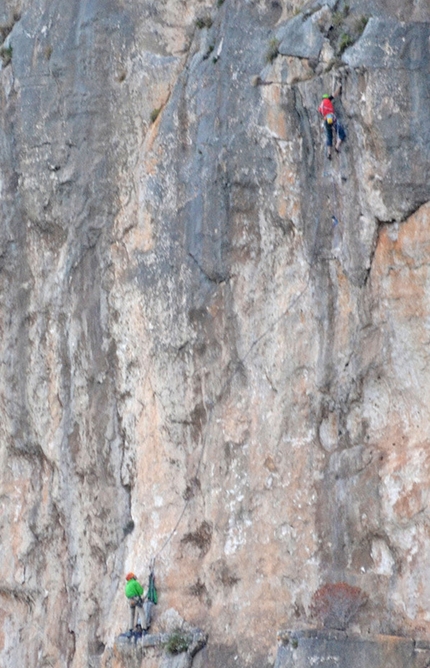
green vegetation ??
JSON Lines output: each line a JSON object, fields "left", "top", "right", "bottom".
{"left": 150, "top": 108, "right": 161, "bottom": 124}
{"left": 217, "top": 0, "right": 225, "bottom": 6}
{"left": 203, "top": 44, "right": 215, "bottom": 60}
{"left": 327, "top": 7, "right": 369, "bottom": 58}
{"left": 196, "top": 16, "right": 213, "bottom": 29}
{"left": 164, "top": 629, "right": 191, "bottom": 655}
{"left": 354, "top": 15, "right": 369, "bottom": 36}
{"left": 332, "top": 11, "right": 344, "bottom": 27}
{"left": 265, "top": 37, "right": 280, "bottom": 64}
{"left": 0, "top": 44, "right": 12, "bottom": 66}
{"left": 333, "top": 4, "right": 350, "bottom": 25}
{"left": 338, "top": 32, "right": 354, "bottom": 54}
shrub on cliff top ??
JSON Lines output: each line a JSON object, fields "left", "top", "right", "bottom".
{"left": 310, "top": 582, "right": 368, "bottom": 630}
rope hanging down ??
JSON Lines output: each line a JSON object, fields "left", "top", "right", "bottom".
{"left": 151, "top": 224, "right": 321, "bottom": 568}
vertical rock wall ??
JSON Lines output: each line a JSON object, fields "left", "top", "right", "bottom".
{"left": 1, "top": 0, "right": 430, "bottom": 667}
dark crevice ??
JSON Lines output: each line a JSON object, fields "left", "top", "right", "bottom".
{"left": 293, "top": 86, "right": 315, "bottom": 174}
{"left": 375, "top": 217, "right": 396, "bottom": 226}
{"left": 362, "top": 220, "right": 383, "bottom": 287}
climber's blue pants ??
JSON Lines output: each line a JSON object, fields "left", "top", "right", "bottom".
{"left": 324, "top": 120, "right": 346, "bottom": 146}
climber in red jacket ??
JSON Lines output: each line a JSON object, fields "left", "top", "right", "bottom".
{"left": 318, "top": 85, "right": 345, "bottom": 159}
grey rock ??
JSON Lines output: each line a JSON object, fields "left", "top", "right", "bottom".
{"left": 340, "top": 19, "right": 430, "bottom": 222}
{"left": 277, "top": 13, "right": 325, "bottom": 59}
{"left": 329, "top": 445, "right": 373, "bottom": 479}
{"left": 115, "top": 629, "right": 207, "bottom": 668}
{"left": 274, "top": 631, "right": 421, "bottom": 668}
{"left": 2, "top": 1, "right": 430, "bottom": 667}
{"left": 343, "top": 18, "right": 430, "bottom": 70}
{"left": 308, "top": 0, "right": 338, "bottom": 10}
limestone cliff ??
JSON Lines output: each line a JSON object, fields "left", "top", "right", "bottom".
{"left": 1, "top": 0, "right": 430, "bottom": 666}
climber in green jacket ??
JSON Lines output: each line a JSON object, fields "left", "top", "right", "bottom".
{"left": 125, "top": 572, "right": 144, "bottom": 632}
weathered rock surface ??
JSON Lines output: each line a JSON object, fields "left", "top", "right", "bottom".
{"left": 113, "top": 628, "right": 207, "bottom": 668}
{"left": 1, "top": 0, "right": 430, "bottom": 667}
{"left": 274, "top": 630, "right": 430, "bottom": 668}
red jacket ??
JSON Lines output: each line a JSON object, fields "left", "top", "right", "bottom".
{"left": 318, "top": 97, "right": 335, "bottom": 118}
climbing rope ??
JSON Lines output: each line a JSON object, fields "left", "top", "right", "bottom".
{"left": 149, "top": 87, "right": 336, "bottom": 572}
{"left": 331, "top": 169, "right": 338, "bottom": 220}
{"left": 330, "top": 166, "right": 340, "bottom": 242}
{"left": 150, "top": 225, "right": 321, "bottom": 570}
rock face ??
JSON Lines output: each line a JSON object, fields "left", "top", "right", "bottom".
{"left": 274, "top": 630, "right": 430, "bottom": 668}
{"left": 1, "top": 0, "right": 430, "bottom": 667}
{"left": 114, "top": 628, "right": 207, "bottom": 668}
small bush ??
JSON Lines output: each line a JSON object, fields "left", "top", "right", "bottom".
{"left": 338, "top": 32, "right": 353, "bottom": 54}
{"left": 202, "top": 44, "right": 214, "bottom": 61}
{"left": 265, "top": 38, "right": 280, "bottom": 64}
{"left": 333, "top": 4, "right": 349, "bottom": 25}
{"left": 0, "top": 44, "right": 13, "bottom": 66}
{"left": 196, "top": 16, "right": 213, "bottom": 29}
{"left": 354, "top": 15, "right": 368, "bottom": 36}
{"left": 181, "top": 521, "right": 212, "bottom": 556}
{"left": 150, "top": 108, "right": 161, "bottom": 124}
{"left": 310, "top": 582, "right": 368, "bottom": 630}
{"left": 332, "top": 11, "right": 344, "bottom": 27}
{"left": 217, "top": 0, "right": 225, "bottom": 6}
{"left": 165, "top": 629, "right": 191, "bottom": 655}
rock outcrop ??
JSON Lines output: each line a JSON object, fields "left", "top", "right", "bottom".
{"left": 1, "top": 0, "right": 430, "bottom": 666}
{"left": 114, "top": 628, "right": 207, "bottom": 668}
{"left": 274, "top": 630, "right": 430, "bottom": 668}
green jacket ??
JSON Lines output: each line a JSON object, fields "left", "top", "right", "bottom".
{"left": 125, "top": 578, "right": 144, "bottom": 599}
